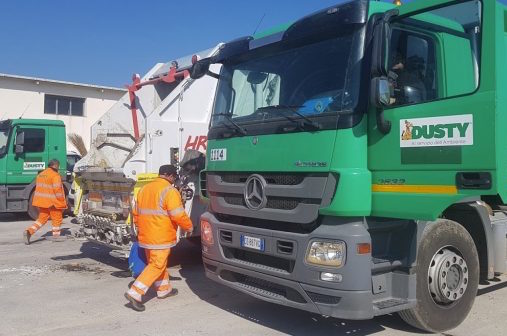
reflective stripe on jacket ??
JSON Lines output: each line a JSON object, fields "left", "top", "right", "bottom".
{"left": 133, "top": 177, "right": 193, "bottom": 249}
{"left": 32, "top": 168, "right": 67, "bottom": 209}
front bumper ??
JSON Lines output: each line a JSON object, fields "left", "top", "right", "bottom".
{"left": 201, "top": 212, "right": 375, "bottom": 320}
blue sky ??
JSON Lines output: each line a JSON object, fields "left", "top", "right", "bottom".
{"left": 0, "top": 0, "right": 505, "bottom": 88}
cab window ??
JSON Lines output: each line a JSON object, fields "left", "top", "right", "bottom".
{"left": 19, "top": 128, "right": 45, "bottom": 153}
{"left": 389, "top": 29, "right": 437, "bottom": 106}
{"left": 231, "top": 70, "right": 280, "bottom": 118}
{"left": 388, "top": 0, "right": 482, "bottom": 107}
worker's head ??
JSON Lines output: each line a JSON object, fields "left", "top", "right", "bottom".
{"left": 158, "top": 164, "right": 178, "bottom": 183}
{"left": 48, "top": 159, "right": 60, "bottom": 171}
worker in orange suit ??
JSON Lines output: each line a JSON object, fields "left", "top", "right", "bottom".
{"left": 23, "top": 159, "right": 67, "bottom": 244}
{"left": 125, "top": 164, "right": 193, "bottom": 311}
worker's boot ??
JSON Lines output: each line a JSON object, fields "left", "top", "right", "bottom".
{"left": 124, "top": 292, "right": 145, "bottom": 312}
{"left": 23, "top": 230, "right": 31, "bottom": 245}
{"left": 157, "top": 288, "right": 178, "bottom": 299}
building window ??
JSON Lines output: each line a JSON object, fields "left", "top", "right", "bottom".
{"left": 44, "top": 94, "right": 85, "bottom": 116}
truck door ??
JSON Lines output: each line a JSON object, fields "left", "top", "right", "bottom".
{"left": 6, "top": 126, "right": 49, "bottom": 185}
{"left": 368, "top": 0, "right": 490, "bottom": 219}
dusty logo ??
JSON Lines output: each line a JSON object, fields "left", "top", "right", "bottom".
{"left": 400, "top": 115, "right": 473, "bottom": 148}
{"left": 23, "top": 162, "right": 45, "bottom": 170}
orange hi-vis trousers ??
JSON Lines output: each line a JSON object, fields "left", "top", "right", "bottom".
{"left": 26, "top": 207, "right": 63, "bottom": 237}
{"left": 127, "top": 249, "right": 171, "bottom": 301}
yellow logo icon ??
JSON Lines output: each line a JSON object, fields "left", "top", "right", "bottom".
{"left": 401, "top": 120, "right": 413, "bottom": 140}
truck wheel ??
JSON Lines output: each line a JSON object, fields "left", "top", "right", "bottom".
{"left": 27, "top": 192, "right": 39, "bottom": 221}
{"left": 399, "top": 219, "right": 479, "bottom": 332}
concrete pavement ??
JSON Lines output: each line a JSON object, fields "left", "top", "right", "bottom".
{"left": 1, "top": 214, "right": 506, "bottom": 336}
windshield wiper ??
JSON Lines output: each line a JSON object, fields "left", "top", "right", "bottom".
{"left": 256, "top": 105, "right": 321, "bottom": 131}
{"left": 211, "top": 112, "right": 247, "bottom": 135}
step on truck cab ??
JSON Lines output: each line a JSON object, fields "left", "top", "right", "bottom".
{"left": 193, "top": 0, "right": 507, "bottom": 332}
{"left": 0, "top": 119, "right": 68, "bottom": 219}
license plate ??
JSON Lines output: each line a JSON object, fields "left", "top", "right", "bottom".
{"left": 241, "top": 235, "right": 265, "bottom": 251}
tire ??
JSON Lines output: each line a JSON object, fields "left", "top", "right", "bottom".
{"left": 399, "top": 219, "right": 479, "bottom": 332}
{"left": 27, "top": 192, "right": 39, "bottom": 221}
{"left": 28, "top": 191, "right": 69, "bottom": 220}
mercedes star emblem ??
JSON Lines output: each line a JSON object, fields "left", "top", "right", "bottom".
{"left": 244, "top": 174, "right": 267, "bottom": 210}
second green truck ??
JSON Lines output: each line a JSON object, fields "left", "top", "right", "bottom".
{"left": 0, "top": 119, "right": 68, "bottom": 219}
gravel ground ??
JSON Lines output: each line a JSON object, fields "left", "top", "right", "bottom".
{"left": 1, "top": 214, "right": 506, "bottom": 336}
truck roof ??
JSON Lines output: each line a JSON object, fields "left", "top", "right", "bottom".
{"left": 249, "top": 0, "right": 379, "bottom": 50}
{"left": 1, "top": 119, "right": 65, "bottom": 127}
{"left": 253, "top": 23, "right": 292, "bottom": 40}
{"left": 250, "top": 0, "right": 475, "bottom": 51}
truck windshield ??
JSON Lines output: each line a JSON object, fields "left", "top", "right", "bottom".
{"left": 0, "top": 129, "right": 9, "bottom": 155}
{"left": 211, "top": 29, "right": 363, "bottom": 138}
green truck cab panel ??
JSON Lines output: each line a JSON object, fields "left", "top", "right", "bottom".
{"left": 206, "top": 0, "right": 502, "bottom": 221}
{"left": 367, "top": 0, "right": 503, "bottom": 220}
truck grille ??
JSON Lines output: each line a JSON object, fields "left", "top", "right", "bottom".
{"left": 222, "top": 246, "right": 295, "bottom": 274}
{"left": 224, "top": 194, "right": 303, "bottom": 210}
{"left": 220, "top": 270, "right": 307, "bottom": 304}
{"left": 276, "top": 240, "right": 294, "bottom": 255}
{"left": 219, "top": 230, "right": 233, "bottom": 243}
{"left": 306, "top": 291, "right": 341, "bottom": 305}
{"left": 221, "top": 173, "right": 305, "bottom": 185}
{"left": 207, "top": 172, "right": 337, "bottom": 225}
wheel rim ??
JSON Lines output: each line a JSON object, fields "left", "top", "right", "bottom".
{"left": 428, "top": 246, "right": 469, "bottom": 305}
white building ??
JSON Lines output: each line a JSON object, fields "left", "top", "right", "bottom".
{"left": 0, "top": 73, "right": 126, "bottom": 153}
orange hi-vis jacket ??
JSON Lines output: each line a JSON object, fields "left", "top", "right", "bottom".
{"left": 32, "top": 168, "right": 67, "bottom": 209}
{"left": 133, "top": 177, "right": 193, "bottom": 249}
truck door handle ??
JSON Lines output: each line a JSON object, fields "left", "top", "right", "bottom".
{"left": 456, "top": 172, "right": 491, "bottom": 190}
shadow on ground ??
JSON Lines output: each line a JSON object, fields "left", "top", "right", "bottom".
{"left": 0, "top": 213, "right": 31, "bottom": 222}
{"left": 51, "top": 241, "right": 129, "bottom": 274}
{"left": 173, "top": 241, "right": 422, "bottom": 336}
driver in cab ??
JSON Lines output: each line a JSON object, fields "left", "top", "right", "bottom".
{"left": 390, "top": 52, "right": 427, "bottom": 105}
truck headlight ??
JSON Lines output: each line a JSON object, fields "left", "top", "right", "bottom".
{"left": 201, "top": 219, "right": 214, "bottom": 245}
{"left": 306, "top": 241, "right": 346, "bottom": 268}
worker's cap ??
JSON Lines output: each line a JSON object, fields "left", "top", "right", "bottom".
{"left": 159, "top": 164, "right": 178, "bottom": 176}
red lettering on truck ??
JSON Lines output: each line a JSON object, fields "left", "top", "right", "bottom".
{"left": 185, "top": 135, "right": 207, "bottom": 151}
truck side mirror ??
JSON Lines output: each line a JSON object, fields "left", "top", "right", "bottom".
{"left": 190, "top": 58, "right": 211, "bottom": 79}
{"left": 15, "top": 131, "right": 25, "bottom": 155}
{"left": 15, "top": 145, "right": 24, "bottom": 155}
{"left": 370, "top": 9, "right": 398, "bottom": 135}
{"left": 371, "top": 76, "right": 393, "bottom": 135}
{"left": 371, "top": 77, "right": 392, "bottom": 107}
{"left": 190, "top": 37, "right": 252, "bottom": 80}
{"left": 247, "top": 72, "right": 268, "bottom": 85}
{"left": 371, "top": 9, "right": 398, "bottom": 77}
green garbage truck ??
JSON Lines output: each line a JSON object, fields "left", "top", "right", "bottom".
{"left": 191, "top": 0, "right": 507, "bottom": 332}
{"left": 0, "top": 119, "right": 68, "bottom": 219}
